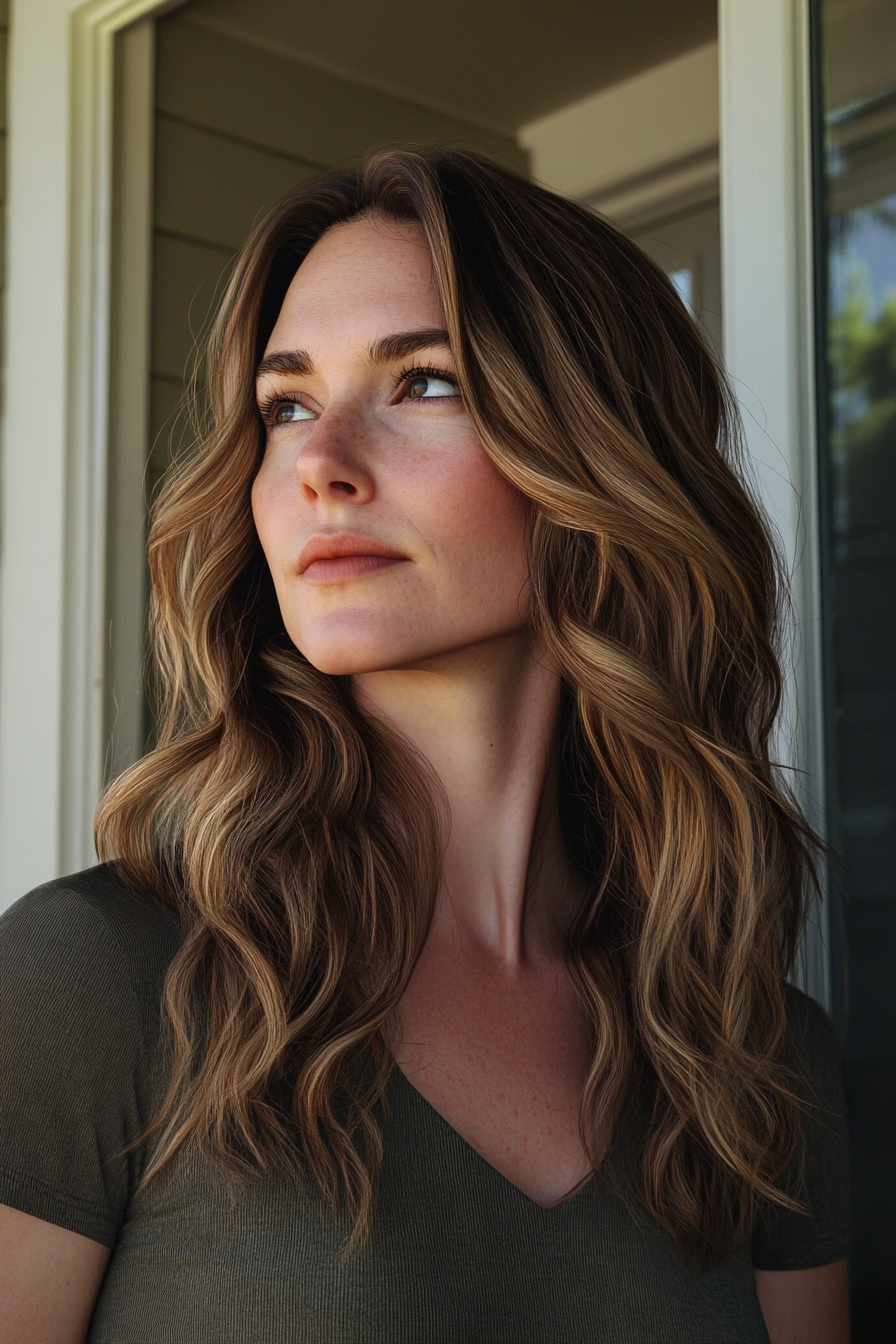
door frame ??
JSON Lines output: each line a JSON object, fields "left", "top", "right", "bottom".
{"left": 0, "top": 0, "right": 173, "bottom": 905}
{"left": 719, "top": 0, "right": 829, "bottom": 1004}
{"left": 64, "top": 1, "right": 165, "bottom": 874}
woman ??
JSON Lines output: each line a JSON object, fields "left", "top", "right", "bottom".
{"left": 0, "top": 150, "right": 850, "bottom": 1343}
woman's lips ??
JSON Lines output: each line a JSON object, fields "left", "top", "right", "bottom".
{"left": 297, "top": 533, "right": 408, "bottom": 583}
{"left": 302, "top": 554, "right": 405, "bottom": 582}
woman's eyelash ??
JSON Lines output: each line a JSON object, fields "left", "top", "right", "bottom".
{"left": 392, "top": 364, "right": 459, "bottom": 393}
{"left": 257, "top": 392, "right": 304, "bottom": 423}
{"left": 258, "top": 366, "right": 459, "bottom": 422}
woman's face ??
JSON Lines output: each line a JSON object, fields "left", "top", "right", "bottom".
{"left": 251, "top": 213, "right": 530, "bottom": 676}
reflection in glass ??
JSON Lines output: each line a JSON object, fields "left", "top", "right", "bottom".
{"left": 817, "top": 1, "right": 896, "bottom": 1337}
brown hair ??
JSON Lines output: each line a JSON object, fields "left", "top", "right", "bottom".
{"left": 97, "top": 147, "right": 816, "bottom": 1258}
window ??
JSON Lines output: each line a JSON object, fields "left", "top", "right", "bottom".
{"left": 815, "top": 0, "right": 896, "bottom": 1335}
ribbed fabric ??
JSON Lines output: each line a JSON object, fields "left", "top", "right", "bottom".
{"left": 1, "top": 867, "right": 850, "bottom": 1344}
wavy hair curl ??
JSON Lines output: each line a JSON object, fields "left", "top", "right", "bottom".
{"left": 97, "top": 148, "right": 816, "bottom": 1258}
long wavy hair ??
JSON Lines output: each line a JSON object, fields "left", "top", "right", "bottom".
{"left": 97, "top": 147, "right": 816, "bottom": 1259}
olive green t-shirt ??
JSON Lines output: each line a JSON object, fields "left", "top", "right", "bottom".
{"left": 0, "top": 867, "right": 850, "bottom": 1343}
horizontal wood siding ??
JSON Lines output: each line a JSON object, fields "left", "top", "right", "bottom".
{"left": 156, "top": 16, "right": 525, "bottom": 169}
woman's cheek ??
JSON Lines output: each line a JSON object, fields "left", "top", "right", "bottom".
{"left": 425, "top": 450, "right": 529, "bottom": 613}
{"left": 251, "top": 461, "right": 293, "bottom": 563}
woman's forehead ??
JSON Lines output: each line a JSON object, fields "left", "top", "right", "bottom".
{"left": 266, "top": 217, "right": 444, "bottom": 359}
{"left": 295, "top": 214, "right": 432, "bottom": 292}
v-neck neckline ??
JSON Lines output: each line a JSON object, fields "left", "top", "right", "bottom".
{"left": 388, "top": 1062, "right": 597, "bottom": 1214}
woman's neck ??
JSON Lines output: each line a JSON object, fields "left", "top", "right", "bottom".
{"left": 352, "top": 630, "right": 584, "bottom": 967}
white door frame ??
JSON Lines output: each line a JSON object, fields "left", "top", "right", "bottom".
{"left": 0, "top": 0, "right": 173, "bottom": 905}
{"left": 719, "top": 0, "right": 829, "bottom": 1006}
{"left": 0, "top": 0, "right": 827, "bottom": 986}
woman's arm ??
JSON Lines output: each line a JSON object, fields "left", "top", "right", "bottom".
{"left": 755, "top": 1260, "right": 850, "bottom": 1344}
{"left": 0, "top": 1204, "right": 109, "bottom": 1344}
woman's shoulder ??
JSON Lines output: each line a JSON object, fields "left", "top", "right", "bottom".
{"left": 750, "top": 981, "right": 851, "bottom": 1271}
{"left": 1, "top": 862, "right": 183, "bottom": 1013}
{"left": 0, "top": 864, "right": 184, "bottom": 1245}
{"left": 781, "top": 981, "right": 843, "bottom": 1101}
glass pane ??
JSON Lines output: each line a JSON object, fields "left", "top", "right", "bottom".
{"left": 816, "top": 0, "right": 896, "bottom": 1337}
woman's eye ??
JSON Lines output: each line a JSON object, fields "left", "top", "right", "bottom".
{"left": 404, "top": 375, "right": 457, "bottom": 400}
{"left": 272, "top": 401, "right": 315, "bottom": 423}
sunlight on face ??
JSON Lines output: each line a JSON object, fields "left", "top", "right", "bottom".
{"left": 251, "top": 213, "right": 531, "bottom": 676}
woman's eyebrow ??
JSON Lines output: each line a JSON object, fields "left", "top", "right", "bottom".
{"left": 367, "top": 328, "right": 451, "bottom": 365}
{"left": 256, "top": 350, "right": 313, "bottom": 379}
{"left": 256, "top": 328, "right": 451, "bottom": 382}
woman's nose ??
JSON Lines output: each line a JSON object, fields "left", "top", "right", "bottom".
{"left": 295, "top": 410, "right": 375, "bottom": 506}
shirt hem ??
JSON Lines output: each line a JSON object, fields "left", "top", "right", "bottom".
{"left": 751, "top": 1232, "right": 851, "bottom": 1272}
{"left": 0, "top": 1161, "right": 117, "bottom": 1248}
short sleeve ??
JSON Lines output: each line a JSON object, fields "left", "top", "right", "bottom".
{"left": 0, "top": 870, "right": 179, "bottom": 1247}
{"left": 751, "top": 985, "right": 851, "bottom": 1270}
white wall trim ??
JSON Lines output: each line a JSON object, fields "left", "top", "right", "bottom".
{"left": 519, "top": 41, "right": 719, "bottom": 205}
{"left": 719, "top": 0, "right": 829, "bottom": 1006}
{"left": 0, "top": 0, "right": 174, "bottom": 908}
{"left": 586, "top": 147, "right": 719, "bottom": 232}
{"left": 105, "top": 18, "right": 156, "bottom": 785}
{"left": 62, "top": 0, "right": 164, "bottom": 878}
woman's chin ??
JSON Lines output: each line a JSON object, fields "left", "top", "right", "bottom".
{"left": 291, "top": 620, "right": 532, "bottom": 679}
{"left": 292, "top": 633, "right": 425, "bottom": 678}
